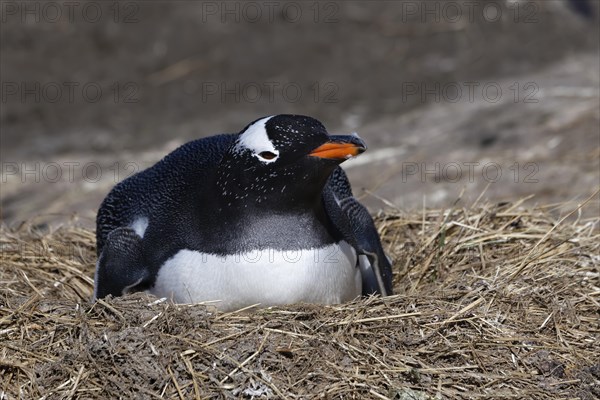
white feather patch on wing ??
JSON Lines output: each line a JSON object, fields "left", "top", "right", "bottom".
{"left": 130, "top": 217, "right": 149, "bottom": 238}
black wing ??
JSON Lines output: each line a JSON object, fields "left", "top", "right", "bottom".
{"left": 323, "top": 167, "right": 394, "bottom": 296}
{"left": 94, "top": 227, "right": 149, "bottom": 299}
{"left": 95, "top": 133, "right": 236, "bottom": 255}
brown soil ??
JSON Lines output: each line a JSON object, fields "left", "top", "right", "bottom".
{"left": 1, "top": 0, "right": 599, "bottom": 225}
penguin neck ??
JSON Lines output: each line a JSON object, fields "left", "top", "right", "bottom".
{"left": 187, "top": 172, "right": 337, "bottom": 252}
{"left": 212, "top": 166, "right": 329, "bottom": 217}
{"left": 214, "top": 189, "right": 326, "bottom": 219}
{"left": 209, "top": 193, "right": 334, "bottom": 252}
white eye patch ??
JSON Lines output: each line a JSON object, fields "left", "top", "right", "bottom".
{"left": 234, "top": 116, "right": 279, "bottom": 164}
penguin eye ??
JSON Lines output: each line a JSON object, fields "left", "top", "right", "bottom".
{"left": 258, "top": 151, "right": 277, "bottom": 160}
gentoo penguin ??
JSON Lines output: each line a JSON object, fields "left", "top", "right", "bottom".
{"left": 94, "top": 115, "right": 393, "bottom": 311}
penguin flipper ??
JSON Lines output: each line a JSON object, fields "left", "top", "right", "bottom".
{"left": 336, "top": 196, "right": 394, "bottom": 296}
{"left": 358, "top": 254, "right": 382, "bottom": 295}
{"left": 323, "top": 169, "right": 394, "bottom": 296}
{"left": 93, "top": 227, "right": 149, "bottom": 300}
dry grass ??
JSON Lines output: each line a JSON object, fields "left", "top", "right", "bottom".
{"left": 1, "top": 200, "right": 599, "bottom": 399}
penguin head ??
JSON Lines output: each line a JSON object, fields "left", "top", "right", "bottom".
{"left": 217, "top": 115, "right": 366, "bottom": 209}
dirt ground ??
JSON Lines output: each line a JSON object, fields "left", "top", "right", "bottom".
{"left": 1, "top": 0, "right": 599, "bottom": 225}
{"left": 1, "top": 204, "right": 599, "bottom": 399}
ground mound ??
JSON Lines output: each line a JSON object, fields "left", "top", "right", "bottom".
{"left": 1, "top": 201, "right": 598, "bottom": 399}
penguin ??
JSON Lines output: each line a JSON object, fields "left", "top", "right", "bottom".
{"left": 94, "top": 115, "right": 393, "bottom": 311}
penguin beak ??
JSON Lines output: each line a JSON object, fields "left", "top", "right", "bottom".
{"left": 309, "top": 135, "right": 367, "bottom": 161}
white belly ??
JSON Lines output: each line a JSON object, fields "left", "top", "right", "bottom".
{"left": 151, "top": 241, "right": 361, "bottom": 311}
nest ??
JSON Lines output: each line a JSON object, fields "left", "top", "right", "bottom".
{"left": 1, "top": 200, "right": 599, "bottom": 399}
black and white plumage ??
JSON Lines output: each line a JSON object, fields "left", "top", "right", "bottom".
{"left": 94, "top": 115, "right": 393, "bottom": 310}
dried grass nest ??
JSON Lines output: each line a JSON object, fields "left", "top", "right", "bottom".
{"left": 1, "top": 199, "right": 599, "bottom": 399}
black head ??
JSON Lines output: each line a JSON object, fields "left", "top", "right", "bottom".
{"left": 216, "top": 115, "right": 366, "bottom": 211}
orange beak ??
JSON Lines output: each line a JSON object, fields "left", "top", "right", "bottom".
{"left": 309, "top": 135, "right": 367, "bottom": 161}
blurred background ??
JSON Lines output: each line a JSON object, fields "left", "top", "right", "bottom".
{"left": 1, "top": 0, "right": 599, "bottom": 226}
